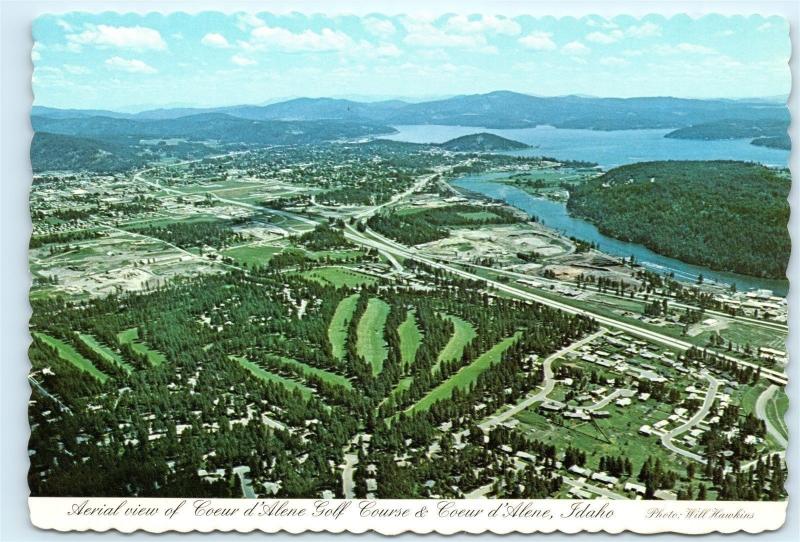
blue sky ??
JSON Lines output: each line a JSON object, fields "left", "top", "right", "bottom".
{"left": 32, "top": 12, "right": 790, "bottom": 111}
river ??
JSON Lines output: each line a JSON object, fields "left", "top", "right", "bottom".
{"left": 452, "top": 173, "right": 788, "bottom": 295}
{"left": 383, "top": 124, "right": 789, "bottom": 294}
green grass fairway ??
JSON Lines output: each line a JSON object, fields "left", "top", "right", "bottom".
{"left": 231, "top": 356, "right": 313, "bottom": 398}
{"left": 117, "top": 328, "right": 167, "bottom": 367}
{"left": 398, "top": 310, "right": 423, "bottom": 368}
{"left": 766, "top": 388, "right": 789, "bottom": 441}
{"left": 328, "top": 294, "right": 360, "bottom": 360}
{"left": 34, "top": 332, "right": 109, "bottom": 383}
{"left": 301, "top": 266, "right": 377, "bottom": 288}
{"left": 434, "top": 315, "right": 477, "bottom": 372}
{"left": 407, "top": 333, "right": 520, "bottom": 414}
{"left": 457, "top": 210, "right": 503, "bottom": 221}
{"left": 737, "top": 383, "right": 767, "bottom": 416}
{"left": 222, "top": 244, "right": 283, "bottom": 266}
{"left": 274, "top": 355, "right": 353, "bottom": 390}
{"left": 78, "top": 333, "right": 134, "bottom": 374}
{"left": 356, "top": 298, "right": 391, "bottom": 375}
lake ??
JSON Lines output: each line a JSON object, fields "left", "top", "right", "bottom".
{"left": 383, "top": 125, "right": 789, "bottom": 168}
{"left": 452, "top": 173, "right": 788, "bottom": 295}
{"left": 384, "top": 124, "right": 789, "bottom": 294}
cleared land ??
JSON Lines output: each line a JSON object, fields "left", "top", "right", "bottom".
{"left": 273, "top": 355, "right": 353, "bottom": 390}
{"left": 356, "top": 298, "right": 391, "bottom": 375}
{"left": 78, "top": 333, "right": 134, "bottom": 374}
{"left": 398, "top": 309, "right": 423, "bottom": 368}
{"left": 408, "top": 333, "right": 520, "bottom": 414}
{"left": 328, "top": 294, "right": 360, "bottom": 360}
{"left": 433, "top": 315, "right": 477, "bottom": 372}
{"left": 117, "top": 328, "right": 167, "bottom": 367}
{"left": 301, "top": 266, "right": 377, "bottom": 288}
{"left": 222, "top": 244, "right": 282, "bottom": 266}
{"left": 231, "top": 356, "right": 313, "bottom": 398}
{"left": 34, "top": 332, "right": 109, "bottom": 383}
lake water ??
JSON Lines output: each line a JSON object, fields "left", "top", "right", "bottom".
{"left": 452, "top": 173, "right": 788, "bottom": 295}
{"left": 384, "top": 125, "right": 789, "bottom": 168}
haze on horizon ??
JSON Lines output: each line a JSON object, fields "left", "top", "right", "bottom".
{"left": 32, "top": 12, "right": 790, "bottom": 111}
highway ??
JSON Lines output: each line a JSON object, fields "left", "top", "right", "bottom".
{"left": 343, "top": 225, "right": 789, "bottom": 386}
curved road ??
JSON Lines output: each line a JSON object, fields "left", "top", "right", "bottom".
{"left": 660, "top": 372, "right": 719, "bottom": 464}
{"left": 478, "top": 330, "right": 606, "bottom": 431}
{"left": 755, "top": 385, "right": 788, "bottom": 449}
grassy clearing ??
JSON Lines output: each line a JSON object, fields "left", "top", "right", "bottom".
{"left": 78, "top": 333, "right": 134, "bottom": 374}
{"left": 273, "top": 355, "right": 353, "bottom": 390}
{"left": 117, "top": 327, "right": 167, "bottom": 367}
{"left": 231, "top": 356, "right": 313, "bottom": 398}
{"left": 737, "top": 383, "right": 767, "bottom": 416}
{"left": 34, "top": 332, "right": 109, "bottom": 383}
{"left": 408, "top": 333, "right": 520, "bottom": 414}
{"left": 222, "top": 244, "right": 283, "bottom": 266}
{"left": 457, "top": 210, "right": 503, "bottom": 221}
{"left": 766, "top": 388, "right": 789, "bottom": 441}
{"left": 356, "top": 298, "right": 391, "bottom": 375}
{"left": 301, "top": 266, "right": 377, "bottom": 288}
{"left": 398, "top": 309, "right": 423, "bottom": 368}
{"left": 328, "top": 294, "right": 360, "bottom": 360}
{"left": 433, "top": 315, "right": 477, "bottom": 373}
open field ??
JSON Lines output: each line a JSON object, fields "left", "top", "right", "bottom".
{"left": 398, "top": 310, "right": 423, "bottom": 368}
{"left": 328, "top": 294, "right": 360, "bottom": 360}
{"left": 34, "top": 332, "right": 109, "bottom": 383}
{"left": 300, "top": 266, "right": 377, "bottom": 288}
{"left": 273, "top": 355, "right": 353, "bottom": 390}
{"left": 230, "top": 356, "right": 313, "bottom": 398}
{"left": 434, "top": 315, "right": 476, "bottom": 372}
{"left": 356, "top": 298, "right": 391, "bottom": 375}
{"left": 766, "top": 388, "right": 789, "bottom": 441}
{"left": 117, "top": 328, "right": 167, "bottom": 367}
{"left": 78, "top": 333, "right": 134, "bottom": 374}
{"left": 408, "top": 333, "right": 520, "bottom": 414}
{"left": 222, "top": 244, "right": 283, "bottom": 266}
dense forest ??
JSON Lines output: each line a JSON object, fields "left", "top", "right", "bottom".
{"left": 567, "top": 161, "right": 790, "bottom": 278}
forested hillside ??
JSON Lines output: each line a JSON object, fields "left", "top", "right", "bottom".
{"left": 567, "top": 161, "right": 790, "bottom": 278}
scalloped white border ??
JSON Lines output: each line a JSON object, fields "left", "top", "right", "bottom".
{"left": 29, "top": 498, "right": 787, "bottom": 534}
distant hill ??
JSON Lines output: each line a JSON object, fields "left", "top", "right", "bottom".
{"left": 34, "top": 91, "right": 790, "bottom": 131}
{"left": 665, "top": 119, "right": 789, "bottom": 149}
{"left": 567, "top": 161, "right": 790, "bottom": 279}
{"left": 31, "top": 113, "right": 395, "bottom": 146}
{"left": 31, "top": 132, "right": 146, "bottom": 173}
{"left": 437, "top": 133, "right": 529, "bottom": 152}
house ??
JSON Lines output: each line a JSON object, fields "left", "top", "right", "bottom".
{"left": 625, "top": 482, "right": 646, "bottom": 495}
{"left": 591, "top": 472, "right": 619, "bottom": 485}
{"left": 568, "top": 465, "right": 592, "bottom": 477}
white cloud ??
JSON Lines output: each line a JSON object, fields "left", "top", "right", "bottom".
{"left": 231, "top": 54, "right": 256, "bottom": 66}
{"left": 586, "top": 30, "right": 624, "bottom": 44}
{"left": 562, "top": 41, "right": 591, "bottom": 56}
{"left": 443, "top": 14, "right": 521, "bottom": 36}
{"left": 757, "top": 22, "right": 772, "bottom": 32}
{"left": 518, "top": 32, "right": 556, "bottom": 51}
{"left": 599, "top": 56, "right": 628, "bottom": 67}
{"left": 56, "top": 20, "right": 74, "bottom": 32}
{"left": 403, "top": 19, "right": 494, "bottom": 52}
{"left": 654, "top": 42, "right": 717, "bottom": 56}
{"left": 626, "top": 22, "right": 661, "bottom": 38}
{"left": 201, "top": 33, "right": 231, "bottom": 48}
{"left": 363, "top": 17, "right": 397, "bottom": 37}
{"left": 249, "top": 25, "right": 354, "bottom": 52}
{"left": 372, "top": 43, "right": 402, "bottom": 58}
{"left": 67, "top": 25, "right": 166, "bottom": 51}
{"left": 236, "top": 13, "right": 265, "bottom": 30}
{"left": 586, "top": 22, "right": 660, "bottom": 44}
{"left": 105, "top": 56, "right": 157, "bottom": 74}
{"left": 63, "top": 64, "right": 90, "bottom": 75}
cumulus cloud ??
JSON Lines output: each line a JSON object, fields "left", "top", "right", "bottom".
{"left": 586, "top": 30, "right": 624, "bottom": 44}
{"left": 626, "top": 22, "right": 661, "bottom": 39}
{"left": 105, "top": 56, "right": 157, "bottom": 73}
{"left": 201, "top": 33, "right": 231, "bottom": 48}
{"left": 443, "top": 14, "right": 521, "bottom": 36}
{"left": 67, "top": 25, "right": 166, "bottom": 51}
{"left": 248, "top": 25, "right": 354, "bottom": 52}
{"left": 518, "top": 31, "right": 556, "bottom": 51}
{"left": 562, "top": 41, "right": 591, "bottom": 56}
{"left": 402, "top": 18, "right": 494, "bottom": 52}
{"left": 363, "top": 17, "right": 397, "bottom": 37}
{"left": 586, "top": 22, "right": 661, "bottom": 44}
{"left": 231, "top": 54, "right": 256, "bottom": 66}
{"left": 654, "top": 42, "right": 717, "bottom": 55}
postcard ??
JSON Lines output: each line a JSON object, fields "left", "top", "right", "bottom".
{"left": 28, "top": 6, "right": 789, "bottom": 534}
